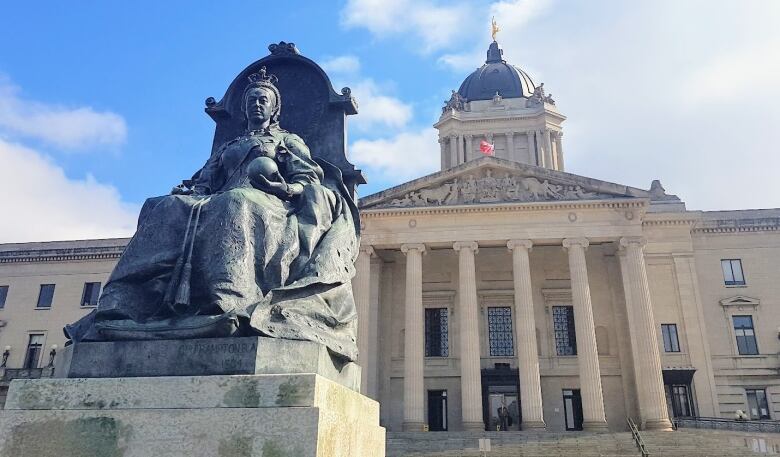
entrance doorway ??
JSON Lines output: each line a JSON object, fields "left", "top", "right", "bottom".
{"left": 427, "top": 390, "right": 448, "bottom": 431}
{"left": 481, "top": 365, "right": 521, "bottom": 431}
{"left": 563, "top": 389, "right": 583, "bottom": 431}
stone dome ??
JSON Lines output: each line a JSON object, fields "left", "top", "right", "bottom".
{"left": 457, "top": 41, "right": 536, "bottom": 102}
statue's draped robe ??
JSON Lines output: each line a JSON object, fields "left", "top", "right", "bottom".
{"left": 66, "top": 127, "right": 360, "bottom": 361}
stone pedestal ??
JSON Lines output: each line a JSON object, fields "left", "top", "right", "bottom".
{"left": 0, "top": 337, "right": 384, "bottom": 456}
{"left": 0, "top": 373, "right": 385, "bottom": 456}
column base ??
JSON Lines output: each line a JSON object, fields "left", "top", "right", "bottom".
{"left": 462, "top": 421, "right": 485, "bottom": 431}
{"left": 521, "top": 420, "right": 547, "bottom": 431}
{"left": 582, "top": 420, "right": 610, "bottom": 432}
{"left": 642, "top": 418, "right": 674, "bottom": 431}
{"left": 402, "top": 421, "right": 426, "bottom": 432}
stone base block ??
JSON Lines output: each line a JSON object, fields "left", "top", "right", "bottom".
{"left": 0, "top": 374, "right": 385, "bottom": 457}
{"left": 56, "top": 336, "right": 360, "bottom": 391}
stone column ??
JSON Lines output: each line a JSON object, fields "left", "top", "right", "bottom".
{"left": 619, "top": 237, "right": 673, "bottom": 431}
{"left": 453, "top": 241, "right": 484, "bottom": 430}
{"left": 554, "top": 131, "right": 565, "bottom": 171}
{"left": 507, "top": 240, "right": 545, "bottom": 430}
{"left": 439, "top": 137, "right": 448, "bottom": 170}
{"left": 401, "top": 243, "right": 426, "bottom": 431}
{"left": 354, "top": 245, "right": 374, "bottom": 394}
{"left": 367, "top": 256, "right": 383, "bottom": 400}
{"left": 535, "top": 130, "right": 546, "bottom": 167}
{"left": 562, "top": 238, "right": 608, "bottom": 431}
{"left": 526, "top": 131, "right": 537, "bottom": 165}
{"left": 544, "top": 129, "right": 555, "bottom": 169}
{"left": 457, "top": 134, "right": 464, "bottom": 165}
{"left": 505, "top": 132, "right": 515, "bottom": 161}
{"left": 449, "top": 135, "right": 458, "bottom": 167}
{"left": 465, "top": 134, "right": 474, "bottom": 161}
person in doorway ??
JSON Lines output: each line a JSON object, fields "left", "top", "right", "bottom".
{"left": 498, "top": 400, "right": 511, "bottom": 431}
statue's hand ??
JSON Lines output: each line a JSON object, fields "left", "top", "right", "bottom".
{"left": 252, "top": 175, "right": 292, "bottom": 200}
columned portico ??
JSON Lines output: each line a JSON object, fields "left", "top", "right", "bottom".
{"left": 619, "top": 237, "right": 673, "bottom": 431}
{"left": 563, "top": 238, "right": 609, "bottom": 431}
{"left": 453, "top": 241, "right": 483, "bottom": 430}
{"left": 401, "top": 243, "right": 426, "bottom": 431}
{"left": 507, "top": 240, "right": 545, "bottom": 430}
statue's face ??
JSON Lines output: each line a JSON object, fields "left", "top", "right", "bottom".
{"left": 244, "top": 86, "right": 277, "bottom": 124}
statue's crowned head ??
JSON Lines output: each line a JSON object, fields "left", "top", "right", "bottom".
{"left": 242, "top": 66, "right": 282, "bottom": 127}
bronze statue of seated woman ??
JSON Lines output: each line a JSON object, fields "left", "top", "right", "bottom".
{"left": 66, "top": 67, "right": 360, "bottom": 361}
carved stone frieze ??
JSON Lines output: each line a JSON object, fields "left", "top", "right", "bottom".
{"left": 374, "top": 168, "right": 614, "bottom": 209}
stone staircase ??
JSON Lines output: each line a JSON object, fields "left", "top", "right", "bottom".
{"left": 386, "top": 431, "right": 640, "bottom": 456}
{"left": 387, "top": 429, "right": 771, "bottom": 456}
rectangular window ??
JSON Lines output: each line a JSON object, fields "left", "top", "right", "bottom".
{"left": 487, "top": 306, "right": 514, "bottom": 356}
{"left": 661, "top": 324, "right": 680, "bottom": 352}
{"left": 36, "top": 284, "right": 55, "bottom": 309}
{"left": 0, "top": 285, "right": 8, "bottom": 309}
{"left": 424, "top": 308, "right": 449, "bottom": 357}
{"left": 23, "top": 334, "right": 45, "bottom": 369}
{"left": 553, "top": 305, "right": 577, "bottom": 356}
{"left": 733, "top": 315, "right": 759, "bottom": 355}
{"left": 746, "top": 389, "right": 771, "bottom": 420}
{"left": 721, "top": 259, "right": 746, "bottom": 286}
{"left": 81, "top": 282, "right": 101, "bottom": 307}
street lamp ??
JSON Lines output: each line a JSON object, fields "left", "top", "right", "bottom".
{"left": 1, "top": 346, "right": 10, "bottom": 368}
{"left": 47, "top": 344, "right": 58, "bottom": 368}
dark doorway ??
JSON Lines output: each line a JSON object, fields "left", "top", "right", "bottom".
{"left": 481, "top": 365, "right": 521, "bottom": 431}
{"left": 428, "top": 390, "right": 448, "bottom": 431}
{"left": 665, "top": 384, "right": 694, "bottom": 418}
{"left": 563, "top": 389, "right": 583, "bottom": 431}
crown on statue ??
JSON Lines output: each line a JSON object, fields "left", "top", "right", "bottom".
{"left": 247, "top": 66, "right": 278, "bottom": 86}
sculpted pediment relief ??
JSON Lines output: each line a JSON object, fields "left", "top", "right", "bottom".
{"left": 362, "top": 164, "right": 635, "bottom": 209}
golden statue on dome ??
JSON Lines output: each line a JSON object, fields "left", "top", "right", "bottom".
{"left": 491, "top": 16, "right": 500, "bottom": 41}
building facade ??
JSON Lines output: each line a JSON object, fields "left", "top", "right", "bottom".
{"left": 1, "top": 39, "right": 779, "bottom": 432}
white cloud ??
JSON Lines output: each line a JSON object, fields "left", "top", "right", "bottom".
{"left": 0, "top": 77, "right": 127, "bottom": 150}
{"left": 349, "top": 79, "right": 413, "bottom": 132}
{"left": 341, "top": 0, "right": 471, "bottom": 53}
{"left": 321, "top": 55, "right": 361, "bottom": 75}
{"left": 351, "top": 128, "right": 440, "bottom": 181}
{"left": 0, "top": 138, "right": 139, "bottom": 243}
{"left": 322, "top": 56, "right": 414, "bottom": 132}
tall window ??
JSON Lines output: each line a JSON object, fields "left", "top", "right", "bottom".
{"left": 487, "top": 306, "right": 514, "bottom": 356}
{"left": 0, "top": 285, "right": 8, "bottom": 309}
{"left": 746, "top": 389, "right": 771, "bottom": 420}
{"left": 81, "top": 282, "right": 101, "bottom": 307}
{"left": 733, "top": 315, "right": 758, "bottom": 355}
{"left": 424, "top": 308, "right": 449, "bottom": 357}
{"left": 553, "top": 305, "right": 577, "bottom": 356}
{"left": 36, "top": 284, "right": 55, "bottom": 309}
{"left": 23, "top": 334, "right": 45, "bottom": 369}
{"left": 661, "top": 324, "right": 680, "bottom": 352}
{"left": 721, "top": 259, "right": 746, "bottom": 286}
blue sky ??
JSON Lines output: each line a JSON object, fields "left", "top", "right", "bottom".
{"left": 1, "top": 1, "right": 779, "bottom": 242}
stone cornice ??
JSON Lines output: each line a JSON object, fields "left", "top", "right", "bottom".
{"left": 693, "top": 217, "right": 780, "bottom": 233}
{"left": 0, "top": 243, "right": 128, "bottom": 264}
{"left": 361, "top": 198, "right": 647, "bottom": 218}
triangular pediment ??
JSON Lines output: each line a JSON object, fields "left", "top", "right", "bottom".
{"left": 719, "top": 295, "right": 760, "bottom": 308}
{"left": 360, "top": 156, "right": 657, "bottom": 209}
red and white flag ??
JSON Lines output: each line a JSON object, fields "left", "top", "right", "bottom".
{"left": 479, "top": 139, "right": 495, "bottom": 156}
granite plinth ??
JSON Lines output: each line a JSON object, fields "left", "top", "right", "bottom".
{"left": 56, "top": 336, "right": 360, "bottom": 391}
{"left": 0, "top": 374, "right": 385, "bottom": 457}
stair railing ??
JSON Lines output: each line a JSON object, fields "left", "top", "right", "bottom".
{"left": 627, "top": 417, "right": 650, "bottom": 457}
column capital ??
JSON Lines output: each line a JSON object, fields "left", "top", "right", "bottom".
{"left": 505, "top": 131, "right": 514, "bottom": 137}
{"left": 619, "top": 236, "right": 647, "bottom": 249}
{"left": 453, "top": 241, "right": 479, "bottom": 253}
{"left": 465, "top": 134, "right": 473, "bottom": 140}
{"left": 359, "top": 245, "right": 376, "bottom": 257}
{"left": 400, "top": 243, "right": 426, "bottom": 255}
{"left": 438, "top": 137, "right": 446, "bottom": 144}
{"left": 507, "top": 239, "right": 533, "bottom": 252}
{"left": 562, "top": 237, "right": 589, "bottom": 250}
